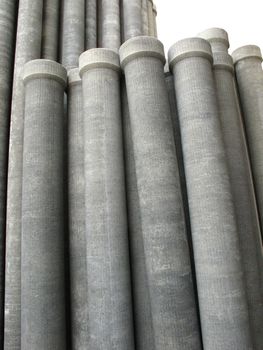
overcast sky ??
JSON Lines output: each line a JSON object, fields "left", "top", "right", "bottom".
{"left": 155, "top": 0, "right": 263, "bottom": 56}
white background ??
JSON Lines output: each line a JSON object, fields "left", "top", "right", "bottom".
{"left": 155, "top": 0, "right": 263, "bottom": 55}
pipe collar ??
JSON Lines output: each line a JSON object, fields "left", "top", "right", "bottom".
{"left": 23, "top": 59, "right": 67, "bottom": 87}
{"left": 232, "top": 45, "right": 262, "bottom": 64}
{"left": 68, "top": 68, "right": 81, "bottom": 86}
{"left": 213, "top": 52, "right": 234, "bottom": 73}
{"left": 168, "top": 38, "right": 213, "bottom": 68}
{"left": 198, "top": 28, "right": 229, "bottom": 50}
{"left": 119, "top": 36, "right": 165, "bottom": 69}
{"left": 79, "top": 48, "right": 120, "bottom": 77}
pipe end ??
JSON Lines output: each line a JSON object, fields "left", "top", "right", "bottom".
{"left": 232, "top": 45, "right": 262, "bottom": 64}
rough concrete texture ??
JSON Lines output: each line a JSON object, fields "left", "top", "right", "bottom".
{"left": 198, "top": 27, "right": 229, "bottom": 53}
{"left": 213, "top": 50, "right": 263, "bottom": 350}
{"left": 67, "top": 68, "right": 88, "bottom": 350}
{"left": 168, "top": 37, "right": 253, "bottom": 350}
{"left": 120, "top": 36, "right": 202, "bottom": 349}
{"left": 121, "top": 78, "right": 155, "bottom": 350}
{"left": 4, "top": 1, "right": 43, "bottom": 349}
{"left": 86, "top": 0, "right": 97, "bottom": 49}
{"left": 21, "top": 59, "right": 67, "bottom": 350}
{"left": 141, "top": 0, "right": 149, "bottom": 35}
{"left": 61, "top": 0, "right": 85, "bottom": 69}
{"left": 122, "top": 0, "right": 142, "bottom": 41}
{"left": 98, "top": 0, "right": 121, "bottom": 51}
{"left": 79, "top": 48, "right": 135, "bottom": 349}
{"left": 41, "top": 0, "right": 60, "bottom": 60}
{"left": 0, "top": 1, "right": 18, "bottom": 345}
{"left": 233, "top": 46, "right": 263, "bottom": 240}
{"left": 147, "top": 0, "right": 155, "bottom": 37}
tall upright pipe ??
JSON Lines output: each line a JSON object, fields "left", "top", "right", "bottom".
{"left": 198, "top": 27, "right": 229, "bottom": 53}
{"left": 168, "top": 38, "right": 253, "bottom": 350}
{"left": 141, "top": 0, "right": 149, "bottom": 35}
{"left": 0, "top": 1, "right": 18, "bottom": 345}
{"left": 120, "top": 36, "right": 202, "bottom": 349}
{"left": 67, "top": 68, "right": 88, "bottom": 350}
{"left": 147, "top": 0, "right": 155, "bottom": 37}
{"left": 41, "top": 0, "right": 60, "bottom": 60}
{"left": 98, "top": 0, "right": 121, "bottom": 51}
{"left": 86, "top": 0, "right": 97, "bottom": 49}
{"left": 21, "top": 60, "right": 67, "bottom": 350}
{"left": 79, "top": 49, "right": 135, "bottom": 349}
{"left": 152, "top": 4, "right": 157, "bottom": 38}
{"left": 232, "top": 46, "right": 263, "bottom": 240}
{"left": 4, "top": 1, "right": 43, "bottom": 349}
{"left": 212, "top": 47, "right": 263, "bottom": 349}
{"left": 61, "top": 0, "right": 85, "bottom": 69}
{"left": 122, "top": 0, "right": 142, "bottom": 42}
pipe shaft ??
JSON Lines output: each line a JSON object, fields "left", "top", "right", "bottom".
{"left": 86, "top": 0, "right": 97, "bottom": 49}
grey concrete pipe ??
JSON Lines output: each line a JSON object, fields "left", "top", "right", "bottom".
{"left": 213, "top": 50, "right": 263, "bottom": 349}
{"left": 198, "top": 27, "right": 229, "bottom": 53}
{"left": 79, "top": 48, "right": 135, "bottom": 349}
{"left": 141, "top": 0, "right": 149, "bottom": 35}
{"left": 61, "top": 0, "right": 85, "bottom": 69}
{"left": 168, "top": 38, "right": 253, "bottom": 350}
{"left": 120, "top": 36, "right": 202, "bottom": 349}
{"left": 86, "top": 0, "right": 97, "bottom": 49}
{"left": 98, "top": 0, "right": 121, "bottom": 51}
{"left": 121, "top": 79, "right": 155, "bottom": 349}
{"left": 122, "top": 0, "right": 142, "bottom": 41}
{"left": 147, "top": 0, "right": 155, "bottom": 37}
{"left": 232, "top": 46, "right": 263, "bottom": 241}
{"left": 67, "top": 68, "right": 88, "bottom": 350}
{"left": 4, "top": 1, "right": 43, "bottom": 349}
{"left": 152, "top": 4, "right": 157, "bottom": 38}
{"left": 21, "top": 59, "right": 67, "bottom": 350}
{"left": 41, "top": 0, "right": 60, "bottom": 60}
{"left": 0, "top": 1, "right": 18, "bottom": 345}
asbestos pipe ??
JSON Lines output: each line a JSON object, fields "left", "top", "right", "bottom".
{"left": 67, "top": 68, "right": 88, "bottom": 349}
{"left": 86, "top": 0, "right": 97, "bottom": 49}
{"left": 41, "top": 0, "right": 60, "bottom": 60}
{"left": 21, "top": 59, "right": 67, "bottom": 350}
{"left": 168, "top": 38, "right": 253, "bottom": 350}
{"left": 79, "top": 48, "right": 135, "bottom": 349}
{"left": 4, "top": 1, "right": 43, "bottom": 348}
{"left": 120, "top": 36, "right": 202, "bottom": 349}
{"left": 61, "top": 0, "right": 85, "bottom": 69}
{"left": 0, "top": 1, "right": 18, "bottom": 345}
{"left": 232, "top": 46, "right": 263, "bottom": 241}
{"left": 141, "top": 0, "right": 149, "bottom": 35}
{"left": 147, "top": 0, "right": 155, "bottom": 37}
{"left": 198, "top": 27, "right": 229, "bottom": 53}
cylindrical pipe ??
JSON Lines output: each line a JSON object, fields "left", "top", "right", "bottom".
{"left": 121, "top": 78, "right": 155, "bottom": 349}
{"left": 120, "top": 36, "right": 202, "bottom": 349}
{"left": 141, "top": 0, "right": 149, "bottom": 35}
{"left": 232, "top": 46, "right": 263, "bottom": 240}
{"left": 147, "top": 0, "right": 155, "bottom": 37}
{"left": 0, "top": 0, "right": 18, "bottom": 345}
{"left": 21, "top": 59, "right": 67, "bottom": 350}
{"left": 122, "top": 0, "right": 142, "bottom": 41}
{"left": 79, "top": 49, "right": 135, "bottom": 348}
{"left": 4, "top": 1, "right": 43, "bottom": 349}
{"left": 198, "top": 27, "right": 229, "bottom": 53}
{"left": 67, "top": 68, "right": 88, "bottom": 349}
{"left": 213, "top": 50, "right": 263, "bottom": 350}
{"left": 152, "top": 4, "right": 157, "bottom": 38}
{"left": 85, "top": 0, "right": 97, "bottom": 49}
{"left": 41, "top": 0, "right": 60, "bottom": 60}
{"left": 98, "top": 0, "right": 121, "bottom": 51}
{"left": 61, "top": 0, "right": 85, "bottom": 69}
{"left": 168, "top": 38, "right": 253, "bottom": 350}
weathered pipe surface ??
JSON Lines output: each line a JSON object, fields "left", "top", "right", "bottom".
{"left": 232, "top": 46, "right": 263, "bottom": 241}
{"left": 98, "top": 0, "right": 121, "bottom": 51}
{"left": 67, "top": 68, "right": 88, "bottom": 350}
{"left": 122, "top": 0, "right": 143, "bottom": 41}
{"left": 0, "top": 1, "right": 18, "bottom": 346}
{"left": 21, "top": 59, "right": 67, "bottom": 350}
{"left": 4, "top": 1, "right": 43, "bottom": 349}
{"left": 121, "top": 79, "right": 155, "bottom": 350}
{"left": 168, "top": 38, "right": 253, "bottom": 350}
{"left": 198, "top": 27, "right": 229, "bottom": 53}
{"left": 41, "top": 0, "right": 60, "bottom": 60}
{"left": 141, "top": 0, "right": 149, "bottom": 35}
{"left": 79, "top": 49, "right": 135, "bottom": 349}
{"left": 120, "top": 36, "right": 202, "bottom": 349}
{"left": 147, "top": 0, "right": 155, "bottom": 37}
{"left": 61, "top": 0, "right": 85, "bottom": 69}
{"left": 86, "top": 0, "right": 97, "bottom": 49}
{"left": 213, "top": 50, "right": 263, "bottom": 350}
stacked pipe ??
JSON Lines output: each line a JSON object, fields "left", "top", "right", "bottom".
{"left": 0, "top": 1, "right": 262, "bottom": 350}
